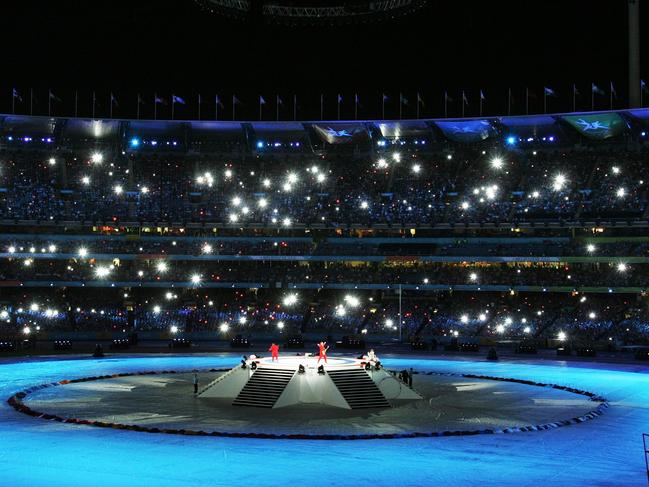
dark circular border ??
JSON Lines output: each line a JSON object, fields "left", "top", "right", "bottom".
{"left": 6, "top": 368, "right": 609, "bottom": 440}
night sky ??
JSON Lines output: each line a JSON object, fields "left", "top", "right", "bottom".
{"left": 1, "top": 0, "right": 644, "bottom": 120}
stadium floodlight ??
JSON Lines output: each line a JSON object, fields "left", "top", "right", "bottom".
{"left": 153, "top": 305, "right": 161, "bottom": 314}
{"left": 90, "top": 152, "right": 103, "bottom": 163}
{"left": 586, "top": 244, "right": 596, "bottom": 253}
{"left": 377, "top": 158, "right": 388, "bottom": 169}
{"left": 316, "top": 173, "right": 326, "bottom": 183}
{"left": 344, "top": 295, "right": 360, "bottom": 307}
{"left": 496, "top": 324, "right": 505, "bottom": 333}
{"left": 190, "top": 274, "right": 202, "bottom": 284}
{"left": 156, "top": 261, "right": 168, "bottom": 273}
{"left": 48, "top": 157, "right": 56, "bottom": 165}
{"left": 95, "top": 265, "right": 111, "bottom": 278}
{"left": 392, "top": 153, "right": 401, "bottom": 162}
{"left": 113, "top": 185, "right": 123, "bottom": 195}
{"left": 552, "top": 174, "right": 567, "bottom": 191}
{"left": 523, "top": 326, "right": 531, "bottom": 334}
{"left": 460, "top": 314, "right": 469, "bottom": 324}
{"left": 219, "top": 323, "right": 229, "bottom": 333}
{"left": 616, "top": 187, "right": 626, "bottom": 198}
{"left": 48, "top": 244, "right": 56, "bottom": 253}
{"left": 360, "top": 201, "right": 369, "bottom": 209}
{"left": 617, "top": 263, "right": 627, "bottom": 272}
{"left": 282, "top": 217, "right": 292, "bottom": 227}
{"left": 77, "top": 247, "right": 88, "bottom": 257}
{"left": 469, "top": 272, "right": 478, "bottom": 281}
{"left": 589, "top": 312, "right": 597, "bottom": 319}
{"left": 460, "top": 201, "right": 470, "bottom": 210}
{"left": 170, "top": 325, "right": 178, "bottom": 334}
{"left": 490, "top": 157, "right": 503, "bottom": 169}
{"left": 81, "top": 176, "right": 91, "bottom": 185}
{"left": 412, "top": 164, "right": 421, "bottom": 174}
{"left": 202, "top": 243, "right": 213, "bottom": 254}
{"left": 282, "top": 293, "right": 299, "bottom": 306}
{"left": 140, "top": 186, "right": 149, "bottom": 194}
{"left": 558, "top": 331, "right": 567, "bottom": 341}
{"left": 262, "top": 178, "right": 271, "bottom": 188}
{"left": 258, "top": 198, "right": 268, "bottom": 208}
{"left": 277, "top": 321, "right": 285, "bottom": 329}
{"left": 229, "top": 213, "right": 239, "bottom": 223}
{"left": 612, "top": 166, "right": 621, "bottom": 174}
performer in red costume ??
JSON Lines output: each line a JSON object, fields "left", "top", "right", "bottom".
{"left": 317, "top": 341, "right": 328, "bottom": 363}
{"left": 268, "top": 343, "right": 280, "bottom": 362}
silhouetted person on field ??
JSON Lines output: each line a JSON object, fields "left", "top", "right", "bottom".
{"left": 193, "top": 373, "right": 198, "bottom": 394}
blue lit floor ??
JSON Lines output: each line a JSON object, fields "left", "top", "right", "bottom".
{"left": 0, "top": 354, "right": 647, "bottom": 486}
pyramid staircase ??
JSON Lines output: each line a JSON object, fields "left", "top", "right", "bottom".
{"left": 232, "top": 367, "right": 296, "bottom": 408}
{"left": 327, "top": 368, "right": 390, "bottom": 409}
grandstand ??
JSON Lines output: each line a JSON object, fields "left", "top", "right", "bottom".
{"left": 1, "top": 108, "right": 649, "bottom": 351}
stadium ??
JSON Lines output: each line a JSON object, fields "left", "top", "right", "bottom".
{"left": 1, "top": 1, "right": 649, "bottom": 486}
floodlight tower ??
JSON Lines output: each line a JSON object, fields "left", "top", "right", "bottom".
{"left": 628, "top": 0, "right": 641, "bottom": 107}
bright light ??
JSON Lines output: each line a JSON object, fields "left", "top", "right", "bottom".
{"left": 81, "top": 176, "right": 91, "bottom": 185}
{"left": 23, "top": 258, "right": 32, "bottom": 267}
{"left": 190, "top": 274, "right": 202, "bottom": 284}
{"left": 478, "top": 313, "right": 487, "bottom": 322}
{"left": 258, "top": 198, "right": 268, "bottom": 208}
{"left": 219, "top": 323, "right": 229, "bottom": 333}
{"left": 496, "top": 324, "right": 505, "bottom": 333}
{"left": 530, "top": 190, "right": 540, "bottom": 198}
{"left": 617, "top": 263, "right": 627, "bottom": 272}
{"left": 156, "top": 261, "right": 168, "bottom": 273}
{"left": 48, "top": 244, "right": 56, "bottom": 253}
{"left": 48, "top": 157, "right": 56, "bottom": 165}
{"left": 612, "top": 166, "right": 620, "bottom": 175}
{"left": 8, "top": 246, "right": 15, "bottom": 253}
{"left": 231, "top": 196, "right": 242, "bottom": 207}
{"left": 423, "top": 278, "right": 429, "bottom": 284}
{"left": 377, "top": 158, "right": 388, "bottom": 169}
{"left": 287, "top": 173, "right": 298, "bottom": 184}
{"left": 392, "top": 153, "right": 401, "bottom": 162}
{"left": 490, "top": 157, "right": 503, "bottom": 169}
{"left": 23, "top": 326, "right": 31, "bottom": 335}
{"left": 316, "top": 173, "right": 326, "bottom": 183}
{"left": 282, "top": 183, "right": 292, "bottom": 192}
{"left": 170, "top": 325, "right": 178, "bottom": 334}
{"left": 95, "top": 266, "right": 111, "bottom": 278}
{"left": 282, "top": 217, "right": 292, "bottom": 227}
{"left": 344, "top": 295, "right": 360, "bottom": 307}
{"left": 469, "top": 272, "right": 478, "bottom": 281}
{"left": 262, "top": 178, "right": 271, "bottom": 188}
{"left": 202, "top": 243, "right": 213, "bottom": 254}
{"left": 552, "top": 174, "right": 567, "bottom": 191}
{"left": 224, "top": 169, "right": 233, "bottom": 179}
{"left": 412, "top": 164, "right": 421, "bottom": 174}
{"left": 91, "top": 152, "right": 103, "bottom": 164}
{"left": 460, "top": 201, "right": 470, "bottom": 210}
{"left": 165, "top": 292, "right": 174, "bottom": 300}
{"left": 335, "top": 305, "right": 347, "bottom": 317}
{"left": 360, "top": 201, "right": 369, "bottom": 209}
{"left": 153, "top": 305, "right": 161, "bottom": 314}
{"left": 558, "top": 331, "right": 567, "bottom": 341}
{"left": 588, "top": 312, "right": 597, "bottom": 319}
{"left": 310, "top": 165, "right": 319, "bottom": 173}
{"left": 277, "top": 321, "right": 285, "bottom": 329}
{"left": 113, "top": 185, "right": 123, "bottom": 195}
{"left": 238, "top": 316, "right": 247, "bottom": 324}
{"left": 460, "top": 314, "right": 469, "bottom": 324}
{"left": 385, "top": 319, "right": 394, "bottom": 327}
{"left": 140, "top": 186, "right": 149, "bottom": 194}
{"left": 229, "top": 213, "right": 239, "bottom": 223}
{"left": 0, "top": 310, "right": 7, "bottom": 319}
{"left": 505, "top": 317, "right": 513, "bottom": 325}
{"left": 586, "top": 244, "right": 596, "bottom": 253}
{"left": 282, "top": 293, "right": 299, "bottom": 306}
{"left": 616, "top": 187, "right": 626, "bottom": 198}
{"left": 30, "top": 303, "right": 39, "bottom": 312}
{"left": 523, "top": 326, "right": 531, "bottom": 334}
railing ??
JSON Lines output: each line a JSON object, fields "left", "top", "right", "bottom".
{"left": 197, "top": 365, "right": 240, "bottom": 395}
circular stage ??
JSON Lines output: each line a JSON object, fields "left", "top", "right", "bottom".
{"left": 11, "top": 361, "right": 607, "bottom": 439}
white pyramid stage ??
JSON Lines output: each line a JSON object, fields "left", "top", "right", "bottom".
{"left": 198, "top": 355, "right": 422, "bottom": 409}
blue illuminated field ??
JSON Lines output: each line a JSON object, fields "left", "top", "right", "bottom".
{"left": 0, "top": 354, "right": 647, "bottom": 486}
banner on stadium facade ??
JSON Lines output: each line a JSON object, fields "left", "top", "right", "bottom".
{"left": 561, "top": 113, "right": 626, "bottom": 140}
{"left": 312, "top": 123, "right": 369, "bottom": 144}
{"left": 434, "top": 120, "right": 496, "bottom": 143}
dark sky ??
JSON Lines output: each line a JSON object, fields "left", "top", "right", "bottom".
{"left": 1, "top": 0, "right": 643, "bottom": 120}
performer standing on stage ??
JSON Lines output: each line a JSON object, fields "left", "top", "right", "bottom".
{"left": 268, "top": 342, "right": 280, "bottom": 362}
{"left": 317, "top": 341, "right": 328, "bottom": 364}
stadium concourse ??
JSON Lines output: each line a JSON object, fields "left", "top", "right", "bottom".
{"left": 2, "top": 110, "right": 649, "bottom": 485}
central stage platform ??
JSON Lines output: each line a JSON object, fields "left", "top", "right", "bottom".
{"left": 198, "top": 355, "right": 422, "bottom": 409}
